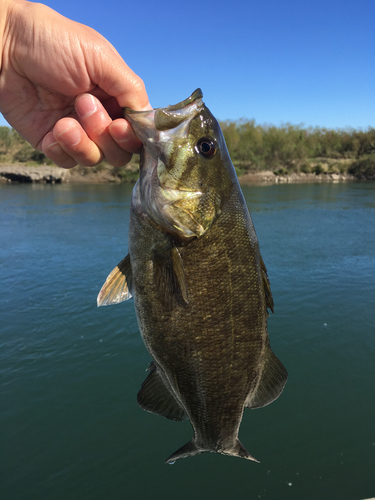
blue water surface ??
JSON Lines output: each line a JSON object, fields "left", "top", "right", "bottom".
{"left": 1, "top": 181, "right": 374, "bottom": 500}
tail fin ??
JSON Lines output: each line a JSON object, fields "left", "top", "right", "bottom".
{"left": 165, "top": 440, "right": 201, "bottom": 464}
{"left": 165, "top": 439, "right": 259, "bottom": 464}
{"left": 219, "top": 439, "right": 260, "bottom": 463}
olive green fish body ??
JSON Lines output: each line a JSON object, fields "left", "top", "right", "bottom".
{"left": 98, "top": 90, "right": 287, "bottom": 463}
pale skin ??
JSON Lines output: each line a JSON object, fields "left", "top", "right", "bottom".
{"left": 0, "top": 0, "right": 151, "bottom": 168}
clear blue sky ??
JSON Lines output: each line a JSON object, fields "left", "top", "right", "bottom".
{"left": 1, "top": 0, "right": 374, "bottom": 129}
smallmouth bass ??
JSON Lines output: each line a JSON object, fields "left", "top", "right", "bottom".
{"left": 98, "top": 89, "right": 287, "bottom": 463}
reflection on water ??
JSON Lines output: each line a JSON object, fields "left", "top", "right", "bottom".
{"left": 1, "top": 182, "right": 374, "bottom": 500}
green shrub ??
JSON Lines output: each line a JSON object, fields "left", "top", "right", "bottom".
{"left": 313, "top": 164, "right": 325, "bottom": 175}
{"left": 92, "top": 162, "right": 107, "bottom": 173}
{"left": 300, "top": 163, "right": 312, "bottom": 173}
{"left": 327, "top": 162, "right": 340, "bottom": 174}
{"left": 113, "top": 166, "right": 139, "bottom": 183}
{"left": 274, "top": 167, "right": 289, "bottom": 176}
{"left": 0, "top": 126, "right": 11, "bottom": 154}
{"left": 348, "top": 157, "right": 375, "bottom": 179}
{"left": 13, "top": 143, "right": 49, "bottom": 164}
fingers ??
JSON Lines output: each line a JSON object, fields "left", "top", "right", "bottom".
{"left": 109, "top": 119, "right": 143, "bottom": 154}
{"left": 42, "top": 131, "right": 78, "bottom": 169}
{"left": 42, "top": 94, "right": 142, "bottom": 168}
{"left": 42, "top": 116, "right": 102, "bottom": 168}
{"left": 75, "top": 93, "right": 135, "bottom": 166}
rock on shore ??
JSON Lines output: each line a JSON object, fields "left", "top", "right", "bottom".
{"left": 0, "top": 165, "right": 68, "bottom": 183}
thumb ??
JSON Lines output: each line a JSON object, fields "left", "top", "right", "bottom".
{"left": 87, "top": 38, "right": 150, "bottom": 111}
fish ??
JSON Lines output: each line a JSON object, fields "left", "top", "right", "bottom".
{"left": 97, "top": 89, "right": 287, "bottom": 464}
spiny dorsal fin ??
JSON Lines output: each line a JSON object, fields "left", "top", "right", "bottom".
{"left": 97, "top": 254, "right": 132, "bottom": 307}
{"left": 260, "top": 254, "right": 274, "bottom": 313}
{"left": 245, "top": 346, "right": 288, "bottom": 409}
{"left": 137, "top": 361, "right": 188, "bottom": 422}
{"left": 154, "top": 246, "right": 189, "bottom": 308}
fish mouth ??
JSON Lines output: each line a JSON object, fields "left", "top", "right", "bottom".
{"left": 124, "top": 88, "right": 203, "bottom": 126}
{"left": 124, "top": 89, "right": 205, "bottom": 191}
{"left": 123, "top": 88, "right": 204, "bottom": 151}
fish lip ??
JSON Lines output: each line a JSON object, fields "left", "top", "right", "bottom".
{"left": 123, "top": 89, "right": 204, "bottom": 145}
{"left": 123, "top": 88, "right": 203, "bottom": 116}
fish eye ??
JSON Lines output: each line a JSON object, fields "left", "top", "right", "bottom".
{"left": 196, "top": 137, "right": 217, "bottom": 158}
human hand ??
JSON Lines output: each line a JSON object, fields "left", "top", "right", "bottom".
{"left": 0, "top": 0, "right": 150, "bottom": 168}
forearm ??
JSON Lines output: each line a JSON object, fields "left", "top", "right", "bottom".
{"left": 0, "top": 0, "right": 24, "bottom": 72}
{"left": 0, "top": 0, "right": 11, "bottom": 72}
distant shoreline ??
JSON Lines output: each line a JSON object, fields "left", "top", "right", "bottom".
{"left": 237, "top": 170, "right": 357, "bottom": 185}
{"left": 0, "top": 163, "right": 369, "bottom": 185}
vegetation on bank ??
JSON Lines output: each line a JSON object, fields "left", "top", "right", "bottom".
{"left": 70, "top": 160, "right": 140, "bottom": 183}
{"left": 0, "top": 126, "right": 140, "bottom": 182}
{"left": 1, "top": 122, "right": 375, "bottom": 180}
{"left": 0, "top": 127, "right": 50, "bottom": 165}
{"left": 219, "top": 120, "right": 375, "bottom": 178}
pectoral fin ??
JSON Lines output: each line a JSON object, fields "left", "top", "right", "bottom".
{"left": 171, "top": 247, "right": 189, "bottom": 303}
{"left": 154, "top": 246, "right": 189, "bottom": 307}
{"left": 137, "top": 361, "right": 188, "bottom": 422}
{"left": 245, "top": 346, "right": 288, "bottom": 409}
{"left": 97, "top": 254, "right": 133, "bottom": 307}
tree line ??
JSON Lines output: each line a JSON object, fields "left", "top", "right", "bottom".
{"left": 219, "top": 120, "right": 375, "bottom": 177}
{"left": 1, "top": 121, "right": 374, "bottom": 178}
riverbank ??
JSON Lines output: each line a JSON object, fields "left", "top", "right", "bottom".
{"left": 0, "top": 163, "right": 137, "bottom": 184}
{"left": 0, "top": 163, "right": 362, "bottom": 185}
{"left": 238, "top": 169, "right": 356, "bottom": 184}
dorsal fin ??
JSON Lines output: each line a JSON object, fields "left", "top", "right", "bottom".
{"left": 137, "top": 362, "right": 188, "bottom": 422}
{"left": 97, "top": 254, "right": 132, "bottom": 307}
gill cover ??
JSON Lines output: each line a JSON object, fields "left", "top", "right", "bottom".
{"left": 124, "top": 89, "right": 233, "bottom": 239}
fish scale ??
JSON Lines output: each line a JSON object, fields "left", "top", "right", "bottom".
{"left": 97, "top": 89, "right": 287, "bottom": 463}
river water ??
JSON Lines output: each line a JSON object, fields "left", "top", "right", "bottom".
{"left": 1, "top": 181, "right": 374, "bottom": 500}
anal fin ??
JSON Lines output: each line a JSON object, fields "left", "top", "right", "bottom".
{"left": 246, "top": 346, "right": 288, "bottom": 409}
{"left": 137, "top": 361, "right": 188, "bottom": 422}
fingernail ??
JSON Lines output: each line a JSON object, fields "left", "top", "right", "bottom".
{"left": 141, "top": 103, "right": 153, "bottom": 111}
{"left": 76, "top": 94, "right": 98, "bottom": 118}
{"left": 111, "top": 122, "right": 129, "bottom": 144}
{"left": 46, "top": 141, "right": 64, "bottom": 155}
{"left": 58, "top": 124, "right": 81, "bottom": 147}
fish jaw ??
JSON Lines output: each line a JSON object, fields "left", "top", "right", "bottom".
{"left": 131, "top": 149, "right": 213, "bottom": 238}
{"left": 124, "top": 89, "right": 233, "bottom": 240}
